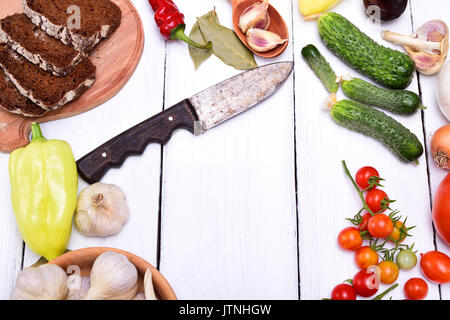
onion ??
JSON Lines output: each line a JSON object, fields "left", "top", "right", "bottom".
{"left": 431, "top": 124, "right": 450, "bottom": 169}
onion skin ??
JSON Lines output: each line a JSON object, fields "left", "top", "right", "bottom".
{"left": 431, "top": 124, "right": 450, "bottom": 170}
{"left": 432, "top": 173, "right": 450, "bottom": 246}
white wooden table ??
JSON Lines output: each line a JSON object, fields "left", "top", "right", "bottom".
{"left": 0, "top": 0, "right": 449, "bottom": 300}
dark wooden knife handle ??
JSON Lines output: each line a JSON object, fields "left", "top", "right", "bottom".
{"left": 77, "top": 99, "right": 197, "bottom": 184}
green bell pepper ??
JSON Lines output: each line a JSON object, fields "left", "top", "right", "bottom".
{"left": 9, "top": 123, "right": 78, "bottom": 261}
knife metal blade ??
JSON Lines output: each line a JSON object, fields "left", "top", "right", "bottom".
{"left": 77, "top": 62, "right": 294, "bottom": 184}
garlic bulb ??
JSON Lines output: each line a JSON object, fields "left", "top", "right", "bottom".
{"left": 66, "top": 275, "right": 90, "bottom": 300}
{"left": 84, "top": 251, "right": 138, "bottom": 300}
{"left": 11, "top": 264, "right": 68, "bottom": 300}
{"left": 133, "top": 293, "right": 145, "bottom": 300}
{"left": 75, "top": 183, "right": 129, "bottom": 237}
{"left": 246, "top": 28, "right": 288, "bottom": 53}
{"left": 144, "top": 268, "right": 158, "bottom": 300}
{"left": 238, "top": 0, "right": 270, "bottom": 34}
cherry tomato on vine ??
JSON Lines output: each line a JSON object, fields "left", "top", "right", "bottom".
{"left": 404, "top": 278, "right": 428, "bottom": 300}
{"left": 366, "top": 189, "right": 389, "bottom": 213}
{"left": 331, "top": 283, "right": 357, "bottom": 300}
{"left": 368, "top": 214, "right": 394, "bottom": 238}
{"left": 359, "top": 212, "right": 372, "bottom": 233}
{"left": 389, "top": 220, "right": 407, "bottom": 243}
{"left": 353, "top": 270, "right": 379, "bottom": 297}
{"left": 355, "top": 246, "right": 379, "bottom": 270}
{"left": 378, "top": 261, "right": 399, "bottom": 284}
{"left": 338, "top": 227, "right": 362, "bottom": 251}
{"left": 396, "top": 249, "right": 417, "bottom": 270}
{"left": 355, "top": 166, "right": 380, "bottom": 190}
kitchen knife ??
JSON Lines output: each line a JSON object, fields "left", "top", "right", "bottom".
{"left": 77, "top": 61, "right": 294, "bottom": 184}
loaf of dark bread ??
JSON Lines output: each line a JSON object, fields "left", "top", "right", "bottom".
{"left": 0, "top": 68, "right": 47, "bottom": 117}
{"left": 0, "top": 13, "right": 82, "bottom": 76}
{"left": 23, "top": 0, "right": 122, "bottom": 54}
{"left": 0, "top": 44, "right": 96, "bottom": 111}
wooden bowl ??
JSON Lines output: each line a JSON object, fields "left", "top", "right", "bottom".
{"left": 231, "top": 0, "right": 289, "bottom": 58}
{"left": 49, "top": 247, "right": 177, "bottom": 300}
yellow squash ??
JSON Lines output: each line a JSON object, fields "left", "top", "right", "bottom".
{"left": 299, "top": 0, "right": 342, "bottom": 17}
{"left": 9, "top": 123, "right": 78, "bottom": 261}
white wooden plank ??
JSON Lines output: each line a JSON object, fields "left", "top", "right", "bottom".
{"left": 294, "top": 0, "right": 439, "bottom": 299}
{"left": 159, "top": 0, "right": 298, "bottom": 299}
{"left": 22, "top": 0, "right": 165, "bottom": 271}
{"left": 0, "top": 155, "right": 23, "bottom": 299}
{"left": 410, "top": 0, "right": 450, "bottom": 300}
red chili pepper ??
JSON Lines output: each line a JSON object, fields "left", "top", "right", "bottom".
{"left": 148, "top": 0, "right": 211, "bottom": 49}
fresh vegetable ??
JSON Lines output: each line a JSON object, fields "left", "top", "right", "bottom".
{"left": 353, "top": 270, "right": 379, "bottom": 297}
{"left": 355, "top": 246, "right": 379, "bottom": 269}
{"left": 378, "top": 261, "right": 399, "bottom": 284}
{"left": 318, "top": 12, "right": 415, "bottom": 89}
{"left": 144, "top": 269, "right": 158, "bottom": 300}
{"left": 302, "top": 44, "right": 339, "bottom": 94}
{"left": 363, "top": 0, "right": 408, "bottom": 21}
{"left": 338, "top": 227, "right": 363, "bottom": 251}
{"left": 431, "top": 125, "right": 450, "bottom": 170}
{"left": 75, "top": 183, "right": 130, "bottom": 237}
{"left": 246, "top": 28, "right": 288, "bottom": 53}
{"left": 404, "top": 278, "right": 428, "bottom": 300}
{"left": 368, "top": 214, "right": 394, "bottom": 238}
{"left": 147, "top": 0, "right": 211, "bottom": 49}
{"left": 389, "top": 220, "right": 407, "bottom": 243}
{"left": 330, "top": 100, "right": 424, "bottom": 162}
{"left": 359, "top": 212, "right": 372, "bottom": 233}
{"left": 437, "top": 62, "right": 450, "bottom": 121}
{"left": 298, "top": 0, "right": 342, "bottom": 19}
{"left": 355, "top": 166, "right": 380, "bottom": 190}
{"left": 238, "top": 0, "right": 270, "bottom": 34}
{"left": 341, "top": 78, "right": 422, "bottom": 115}
{"left": 396, "top": 248, "right": 417, "bottom": 270}
{"left": 382, "top": 20, "right": 448, "bottom": 75}
{"left": 9, "top": 123, "right": 78, "bottom": 261}
{"left": 432, "top": 174, "right": 450, "bottom": 245}
{"left": 420, "top": 251, "right": 450, "bottom": 284}
{"left": 331, "top": 283, "right": 357, "bottom": 300}
{"left": 366, "top": 189, "right": 389, "bottom": 214}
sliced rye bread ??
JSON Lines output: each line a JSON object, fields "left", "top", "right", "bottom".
{"left": 0, "top": 44, "right": 96, "bottom": 111}
{"left": 0, "top": 13, "right": 82, "bottom": 77}
{"left": 0, "top": 68, "right": 47, "bottom": 117}
{"left": 23, "top": 0, "right": 122, "bottom": 54}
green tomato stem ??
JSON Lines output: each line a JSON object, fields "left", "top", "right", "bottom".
{"left": 342, "top": 160, "right": 375, "bottom": 216}
{"left": 372, "top": 283, "right": 399, "bottom": 300}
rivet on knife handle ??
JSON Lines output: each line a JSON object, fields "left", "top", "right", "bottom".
{"left": 76, "top": 100, "right": 196, "bottom": 184}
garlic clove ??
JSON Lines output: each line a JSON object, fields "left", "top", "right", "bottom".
{"left": 11, "top": 264, "right": 68, "bottom": 300}
{"left": 246, "top": 28, "right": 288, "bottom": 53}
{"left": 144, "top": 268, "right": 158, "bottom": 300}
{"left": 75, "top": 183, "right": 130, "bottom": 237}
{"left": 381, "top": 20, "right": 449, "bottom": 75}
{"left": 84, "top": 251, "right": 138, "bottom": 300}
{"left": 238, "top": 0, "right": 270, "bottom": 34}
{"left": 66, "top": 275, "right": 90, "bottom": 300}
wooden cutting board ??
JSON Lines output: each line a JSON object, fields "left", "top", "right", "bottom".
{"left": 0, "top": 0, "right": 144, "bottom": 153}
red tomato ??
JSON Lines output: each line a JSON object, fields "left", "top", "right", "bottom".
{"left": 420, "top": 251, "right": 450, "bottom": 284}
{"left": 353, "top": 270, "right": 379, "bottom": 297}
{"left": 378, "top": 261, "right": 399, "bottom": 284}
{"left": 355, "top": 246, "right": 379, "bottom": 270}
{"left": 359, "top": 212, "right": 372, "bottom": 233}
{"left": 338, "top": 227, "right": 362, "bottom": 251}
{"left": 389, "top": 220, "right": 407, "bottom": 243}
{"left": 368, "top": 214, "right": 394, "bottom": 238}
{"left": 366, "top": 189, "right": 389, "bottom": 213}
{"left": 432, "top": 174, "right": 450, "bottom": 245}
{"left": 355, "top": 166, "right": 380, "bottom": 190}
{"left": 404, "top": 278, "right": 428, "bottom": 300}
{"left": 331, "top": 283, "right": 357, "bottom": 300}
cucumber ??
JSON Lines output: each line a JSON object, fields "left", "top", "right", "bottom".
{"left": 318, "top": 12, "right": 415, "bottom": 90}
{"left": 341, "top": 78, "right": 422, "bottom": 115}
{"left": 302, "top": 44, "right": 339, "bottom": 93}
{"left": 331, "top": 100, "right": 423, "bottom": 162}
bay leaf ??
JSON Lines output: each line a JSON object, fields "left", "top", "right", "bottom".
{"left": 188, "top": 10, "right": 220, "bottom": 70}
{"left": 197, "top": 16, "right": 257, "bottom": 70}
